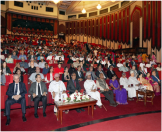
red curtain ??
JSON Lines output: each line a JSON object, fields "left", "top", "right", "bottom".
{"left": 126, "top": 7, "right": 130, "bottom": 44}
{"left": 107, "top": 15, "right": 110, "bottom": 40}
{"left": 114, "top": 12, "right": 118, "bottom": 42}
{"left": 151, "top": 1, "right": 156, "bottom": 49}
{"left": 143, "top": 1, "right": 147, "bottom": 41}
{"left": 100, "top": 17, "right": 102, "bottom": 38}
{"left": 54, "top": 20, "right": 58, "bottom": 35}
{"left": 122, "top": 9, "right": 126, "bottom": 43}
{"left": 7, "top": 13, "right": 11, "bottom": 31}
{"left": 118, "top": 11, "right": 122, "bottom": 42}
{"left": 147, "top": 1, "right": 151, "bottom": 39}
{"left": 156, "top": 1, "right": 161, "bottom": 51}
{"left": 111, "top": 14, "right": 114, "bottom": 41}
{"left": 103, "top": 16, "right": 106, "bottom": 39}
{"left": 95, "top": 19, "right": 98, "bottom": 38}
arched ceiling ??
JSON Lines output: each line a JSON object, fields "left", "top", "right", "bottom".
{"left": 34, "top": 1, "right": 120, "bottom": 14}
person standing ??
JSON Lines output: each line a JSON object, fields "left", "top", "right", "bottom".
{"left": 5, "top": 74, "right": 27, "bottom": 126}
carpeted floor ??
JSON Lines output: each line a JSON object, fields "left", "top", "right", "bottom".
{"left": 1, "top": 95, "right": 161, "bottom": 131}
{"left": 69, "top": 113, "right": 161, "bottom": 131}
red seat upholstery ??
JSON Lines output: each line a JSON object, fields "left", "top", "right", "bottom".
{"left": 116, "top": 71, "right": 122, "bottom": 79}
{"left": 158, "top": 71, "right": 161, "bottom": 80}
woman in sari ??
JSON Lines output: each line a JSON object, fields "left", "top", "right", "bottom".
{"left": 146, "top": 72, "right": 160, "bottom": 96}
{"left": 109, "top": 75, "right": 128, "bottom": 104}
{"left": 137, "top": 73, "right": 153, "bottom": 91}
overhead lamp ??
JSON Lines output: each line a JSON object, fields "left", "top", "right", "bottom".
{"left": 53, "top": 0, "right": 60, "bottom": 4}
{"left": 82, "top": 2, "right": 86, "bottom": 14}
{"left": 97, "top": 4, "right": 101, "bottom": 9}
{"left": 82, "top": 8, "right": 86, "bottom": 13}
{"left": 111, "top": 0, "right": 116, "bottom": 2}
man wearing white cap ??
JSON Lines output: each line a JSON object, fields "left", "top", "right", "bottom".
{"left": 84, "top": 71, "right": 102, "bottom": 109}
{"left": 119, "top": 62, "right": 129, "bottom": 72}
{"left": 119, "top": 72, "right": 136, "bottom": 100}
{"left": 48, "top": 73, "right": 68, "bottom": 114}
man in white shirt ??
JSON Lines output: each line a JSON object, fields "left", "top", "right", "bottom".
{"left": 38, "top": 58, "right": 46, "bottom": 69}
{"left": 117, "top": 60, "right": 123, "bottom": 68}
{"left": 48, "top": 73, "right": 68, "bottom": 114}
{"left": 28, "top": 74, "right": 47, "bottom": 118}
{"left": 120, "top": 72, "right": 136, "bottom": 100}
{"left": 119, "top": 62, "right": 129, "bottom": 72}
{"left": 28, "top": 58, "right": 39, "bottom": 67}
{"left": 139, "top": 60, "right": 146, "bottom": 71}
{"left": 46, "top": 53, "right": 54, "bottom": 60}
{"left": 128, "top": 71, "right": 140, "bottom": 90}
{"left": 29, "top": 67, "right": 45, "bottom": 83}
{"left": 84, "top": 72, "right": 102, "bottom": 109}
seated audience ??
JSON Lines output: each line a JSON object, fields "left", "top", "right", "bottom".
{"left": 84, "top": 72, "right": 102, "bottom": 109}
{"left": 156, "top": 64, "right": 162, "bottom": 71}
{"left": 29, "top": 67, "right": 45, "bottom": 83}
{"left": 68, "top": 63, "right": 77, "bottom": 75}
{"left": 42, "top": 63, "right": 49, "bottom": 75}
{"left": 54, "top": 63, "right": 64, "bottom": 74}
{"left": 107, "top": 65, "right": 117, "bottom": 79}
{"left": 37, "top": 53, "right": 44, "bottom": 61}
{"left": 130, "top": 65, "right": 138, "bottom": 77}
{"left": 38, "top": 58, "right": 46, "bottom": 69}
{"left": 57, "top": 57, "right": 64, "bottom": 64}
{"left": 13, "top": 62, "right": 25, "bottom": 74}
{"left": 18, "top": 52, "right": 27, "bottom": 60}
{"left": 146, "top": 72, "right": 160, "bottom": 96}
{"left": 137, "top": 73, "right": 153, "bottom": 91}
{"left": 139, "top": 60, "right": 145, "bottom": 71}
{"left": 62, "top": 67, "right": 70, "bottom": 82}
{"left": 138, "top": 67, "right": 146, "bottom": 78}
{"left": 96, "top": 73, "right": 118, "bottom": 107}
{"left": 150, "top": 64, "right": 159, "bottom": 78}
{"left": 20, "top": 57, "right": 29, "bottom": 69}
{"left": 67, "top": 56, "right": 73, "bottom": 64}
{"left": 88, "top": 66, "right": 98, "bottom": 80}
{"left": 120, "top": 72, "right": 136, "bottom": 100}
{"left": 28, "top": 61, "right": 36, "bottom": 75}
{"left": 28, "top": 58, "right": 39, "bottom": 67}
{"left": 28, "top": 51, "right": 36, "bottom": 60}
{"left": 11, "top": 52, "right": 18, "bottom": 60}
{"left": 73, "top": 59, "right": 80, "bottom": 68}
{"left": 0, "top": 69, "right": 6, "bottom": 85}
{"left": 1, "top": 61, "right": 11, "bottom": 75}
{"left": 14, "top": 69, "right": 23, "bottom": 82}
{"left": 119, "top": 62, "right": 129, "bottom": 72}
{"left": 96, "top": 65, "right": 108, "bottom": 79}
{"left": 45, "top": 66, "right": 55, "bottom": 83}
{"left": 151, "top": 70, "right": 161, "bottom": 86}
{"left": 48, "top": 73, "right": 68, "bottom": 114}
{"left": 5, "top": 74, "right": 27, "bottom": 126}
{"left": 2, "top": 47, "right": 9, "bottom": 54}
{"left": 128, "top": 71, "right": 140, "bottom": 90}
{"left": 76, "top": 65, "right": 85, "bottom": 82}
{"left": 5, "top": 54, "right": 13, "bottom": 63}
{"left": 29, "top": 74, "right": 47, "bottom": 118}
{"left": 67, "top": 72, "right": 85, "bottom": 113}
{"left": 80, "top": 61, "right": 87, "bottom": 73}
{"left": 117, "top": 60, "right": 123, "bottom": 68}
{"left": 111, "top": 60, "right": 116, "bottom": 68}
{"left": 109, "top": 75, "right": 127, "bottom": 104}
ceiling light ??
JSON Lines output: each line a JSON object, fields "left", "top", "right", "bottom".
{"left": 53, "top": 0, "right": 60, "bottom": 4}
{"left": 82, "top": 8, "right": 86, "bottom": 13}
{"left": 111, "top": 0, "right": 116, "bottom": 2}
{"left": 97, "top": 4, "right": 101, "bottom": 9}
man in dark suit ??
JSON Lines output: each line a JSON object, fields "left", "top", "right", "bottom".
{"left": 67, "top": 72, "right": 85, "bottom": 113}
{"left": 96, "top": 65, "right": 108, "bottom": 79}
{"left": 29, "top": 74, "right": 47, "bottom": 118}
{"left": 76, "top": 65, "right": 85, "bottom": 81}
{"left": 107, "top": 65, "right": 117, "bottom": 79}
{"left": 5, "top": 74, "right": 27, "bottom": 126}
{"left": 2, "top": 47, "right": 9, "bottom": 54}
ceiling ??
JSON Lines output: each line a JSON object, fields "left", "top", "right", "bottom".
{"left": 35, "top": 1, "right": 120, "bottom": 14}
